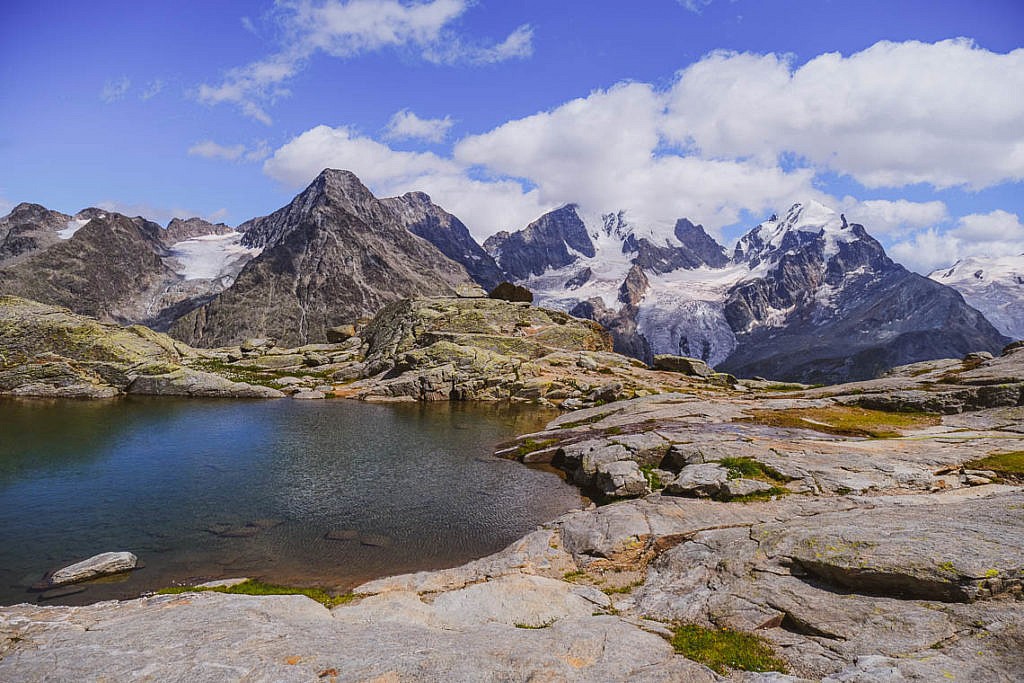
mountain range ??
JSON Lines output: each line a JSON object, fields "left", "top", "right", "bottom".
{"left": 929, "top": 255, "right": 1024, "bottom": 341}
{"left": 0, "top": 169, "right": 1014, "bottom": 382}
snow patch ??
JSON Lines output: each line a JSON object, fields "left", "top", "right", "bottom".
{"left": 167, "top": 232, "right": 261, "bottom": 281}
{"left": 57, "top": 219, "right": 89, "bottom": 240}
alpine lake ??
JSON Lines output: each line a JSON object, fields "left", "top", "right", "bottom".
{"left": 0, "top": 397, "right": 582, "bottom": 605}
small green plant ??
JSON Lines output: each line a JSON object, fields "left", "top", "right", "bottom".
{"left": 717, "top": 457, "right": 789, "bottom": 483}
{"left": 670, "top": 624, "right": 789, "bottom": 675}
{"left": 725, "top": 486, "right": 790, "bottom": 503}
{"left": 740, "top": 406, "right": 940, "bottom": 438}
{"left": 157, "top": 580, "right": 356, "bottom": 608}
{"left": 937, "top": 561, "right": 957, "bottom": 574}
{"left": 562, "top": 570, "right": 587, "bottom": 583}
{"left": 601, "top": 579, "right": 644, "bottom": 595}
{"left": 639, "top": 465, "right": 663, "bottom": 490}
{"left": 514, "top": 618, "right": 557, "bottom": 629}
{"left": 515, "top": 437, "right": 559, "bottom": 458}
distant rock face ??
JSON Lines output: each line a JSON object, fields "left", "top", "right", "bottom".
{"left": 381, "top": 191, "right": 505, "bottom": 290}
{"left": 494, "top": 201, "right": 1009, "bottom": 383}
{"left": 161, "top": 217, "right": 235, "bottom": 246}
{"left": 172, "top": 170, "right": 479, "bottom": 347}
{"left": 484, "top": 204, "right": 595, "bottom": 280}
{"left": 929, "top": 255, "right": 1024, "bottom": 341}
{"left": 0, "top": 205, "right": 254, "bottom": 331}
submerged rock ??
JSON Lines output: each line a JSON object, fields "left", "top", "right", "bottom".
{"left": 46, "top": 551, "right": 138, "bottom": 587}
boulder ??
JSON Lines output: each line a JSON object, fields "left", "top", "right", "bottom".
{"left": 47, "top": 551, "right": 138, "bottom": 587}
{"left": 664, "top": 463, "right": 729, "bottom": 497}
{"left": 325, "top": 324, "right": 357, "bottom": 343}
{"left": 652, "top": 354, "right": 713, "bottom": 377}
{"left": 721, "top": 478, "right": 774, "bottom": 498}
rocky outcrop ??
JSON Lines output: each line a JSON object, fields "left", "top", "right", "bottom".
{"left": 160, "top": 217, "right": 234, "bottom": 246}
{"left": 171, "top": 170, "right": 479, "bottom": 347}
{"left": 0, "top": 296, "right": 282, "bottom": 398}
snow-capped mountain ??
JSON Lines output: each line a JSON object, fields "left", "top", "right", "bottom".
{"left": 929, "top": 255, "right": 1024, "bottom": 340}
{"left": 487, "top": 200, "right": 1008, "bottom": 383}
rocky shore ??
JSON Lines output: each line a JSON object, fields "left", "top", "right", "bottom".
{"left": 1, "top": 294, "right": 1022, "bottom": 680}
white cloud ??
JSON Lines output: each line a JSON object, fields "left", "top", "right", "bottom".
{"left": 384, "top": 109, "right": 454, "bottom": 143}
{"left": 100, "top": 76, "right": 131, "bottom": 103}
{"left": 189, "top": 140, "right": 271, "bottom": 163}
{"left": 890, "top": 210, "right": 1024, "bottom": 274}
{"left": 264, "top": 125, "right": 548, "bottom": 237}
{"left": 199, "top": 0, "right": 533, "bottom": 123}
{"left": 678, "top": 0, "right": 713, "bottom": 13}
{"left": 663, "top": 39, "right": 1024, "bottom": 190}
{"left": 139, "top": 79, "right": 165, "bottom": 100}
{"left": 261, "top": 39, "right": 1023, "bottom": 250}
{"left": 453, "top": 82, "right": 817, "bottom": 235}
{"left": 264, "top": 86, "right": 817, "bottom": 240}
{"left": 838, "top": 197, "right": 948, "bottom": 236}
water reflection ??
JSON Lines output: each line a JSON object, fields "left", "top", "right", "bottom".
{"left": 0, "top": 398, "right": 578, "bottom": 605}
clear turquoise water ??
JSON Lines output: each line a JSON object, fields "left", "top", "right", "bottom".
{"left": 0, "top": 398, "right": 579, "bottom": 605}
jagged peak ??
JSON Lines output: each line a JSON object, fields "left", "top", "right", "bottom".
{"left": 734, "top": 200, "right": 858, "bottom": 265}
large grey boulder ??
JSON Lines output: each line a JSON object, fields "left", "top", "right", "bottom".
{"left": 653, "top": 354, "right": 713, "bottom": 377}
{"left": 47, "top": 551, "right": 138, "bottom": 587}
{"left": 664, "top": 463, "right": 730, "bottom": 497}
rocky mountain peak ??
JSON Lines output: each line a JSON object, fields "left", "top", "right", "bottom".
{"left": 734, "top": 200, "right": 860, "bottom": 268}
{"left": 240, "top": 168, "right": 386, "bottom": 249}
{"left": 163, "top": 217, "right": 234, "bottom": 246}
{"left": 484, "top": 203, "right": 595, "bottom": 280}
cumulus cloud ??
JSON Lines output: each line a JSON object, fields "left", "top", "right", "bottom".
{"left": 663, "top": 39, "right": 1024, "bottom": 190}
{"left": 262, "top": 38, "right": 1023, "bottom": 253}
{"left": 189, "top": 140, "right": 271, "bottom": 163}
{"left": 100, "top": 76, "right": 131, "bottom": 103}
{"left": 838, "top": 197, "right": 948, "bottom": 236}
{"left": 890, "top": 210, "right": 1024, "bottom": 274}
{"left": 384, "top": 109, "right": 454, "bottom": 143}
{"left": 264, "top": 124, "right": 548, "bottom": 236}
{"left": 199, "top": 0, "right": 533, "bottom": 123}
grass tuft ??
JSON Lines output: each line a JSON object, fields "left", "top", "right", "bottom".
{"left": 740, "top": 406, "right": 939, "bottom": 438}
{"left": 963, "top": 451, "right": 1024, "bottom": 480}
{"left": 156, "top": 579, "right": 356, "bottom": 608}
{"left": 670, "top": 624, "right": 789, "bottom": 675}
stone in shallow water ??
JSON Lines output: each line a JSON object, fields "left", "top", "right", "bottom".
{"left": 47, "top": 551, "right": 138, "bottom": 587}
{"left": 360, "top": 534, "right": 392, "bottom": 547}
{"left": 38, "top": 584, "right": 88, "bottom": 601}
{"left": 324, "top": 529, "right": 359, "bottom": 541}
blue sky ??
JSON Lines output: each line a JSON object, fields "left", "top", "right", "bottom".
{"left": 1, "top": 0, "right": 1023, "bottom": 272}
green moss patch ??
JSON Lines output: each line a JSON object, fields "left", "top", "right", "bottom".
{"left": 515, "top": 437, "right": 559, "bottom": 458}
{"left": 157, "top": 579, "right": 356, "bottom": 608}
{"left": 670, "top": 624, "right": 789, "bottom": 675}
{"left": 740, "top": 406, "right": 940, "bottom": 438}
{"left": 639, "top": 464, "right": 664, "bottom": 490}
{"left": 963, "top": 451, "right": 1024, "bottom": 480}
